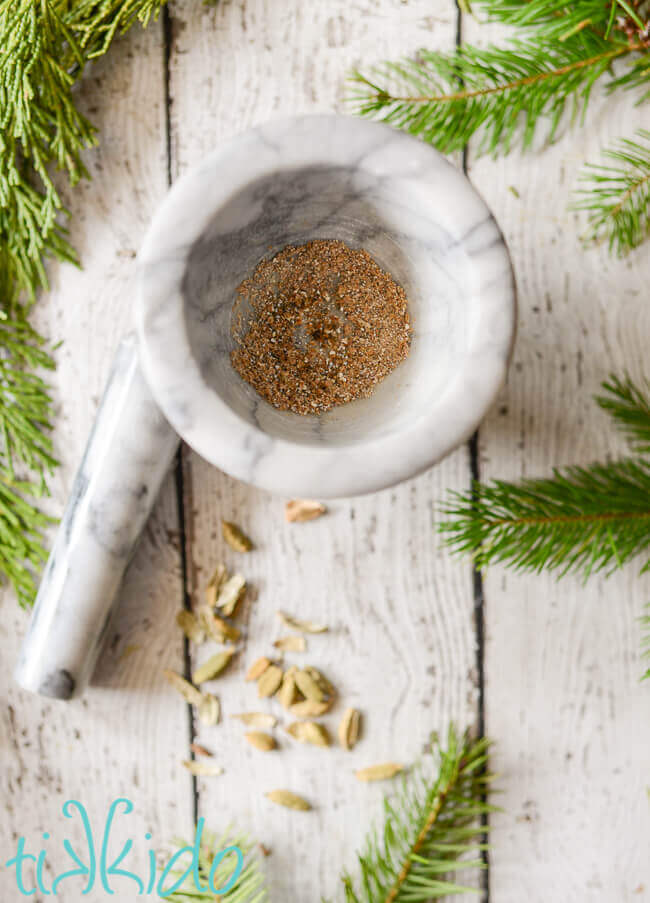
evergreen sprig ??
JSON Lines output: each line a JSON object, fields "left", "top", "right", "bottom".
{"left": 479, "top": 0, "right": 649, "bottom": 43}
{"left": 441, "top": 458, "right": 650, "bottom": 578}
{"left": 350, "top": 30, "right": 639, "bottom": 156}
{"left": 159, "top": 828, "right": 267, "bottom": 902}
{"left": 0, "top": 0, "right": 166, "bottom": 606}
{"left": 440, "top": 372, "right": 650, "bottom": 678}
{"left": 440, "top": 373, "right": 650, "bottom": 579}
{"left": 348, "top": 0, "right": 650, "bottom": 253}
{"left": 575, "top": 128, "right": 650, "bottom": 254}
{"left": 595, "top": 372, "right": 650, "bottom": 452}
{"left": 337, "top": 726, "right": 495, "bottom": 903}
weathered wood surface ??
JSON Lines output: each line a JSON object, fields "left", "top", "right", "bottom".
{"left": 465, "top": 14, "right": 650, "bottom": 903}
{"left": 1, "top": 1, "right": 648, "bottom": 901}
{"left": 168, "top": 2, "right": 477, "bottom": 900}
{"left": 0, "top": 25, "right": 191, "bottom": 903}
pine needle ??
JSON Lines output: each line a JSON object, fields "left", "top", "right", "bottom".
{"left": 477, "top": 0, "right": 631, "bottom": 41}
{"left": 349, "top": 30, "right": 642, "bottom": 157}
{"left": 575, "top": 129, "right": 650, "bottom": 255}
{"left": 441, "top": 458, "right": 650, "bottom": 580}
{"left": 348, "top": 0, "right": 650, "bottom": 254}
{"left": 336, "top": 726, "right": 496, "bottom": 903}
{"left": 159, "top": 827, "right": 268, "bottom": 902}
{"left": 596, "top": 372, "right": 650, "bottom": 453}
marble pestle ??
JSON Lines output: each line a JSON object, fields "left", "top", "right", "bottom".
{"left": 14, "top": 336, "right": 179, "bottom": 699}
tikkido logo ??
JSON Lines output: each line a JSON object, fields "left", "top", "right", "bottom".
{"left": 5, "top": 799, "right": 243, "bottom": 897}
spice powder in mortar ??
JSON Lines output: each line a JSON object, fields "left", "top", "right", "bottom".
{"left": 230, "top": 239, "right": 411, "bottom": 416}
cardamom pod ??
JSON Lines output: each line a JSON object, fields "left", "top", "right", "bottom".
{"left": 192, "top": 649, "right": 235, "bottom": 684}
{"left": 199, "top": 606, "right": 240, "bottom": 643}
{"left": 257, "top": 664, "right": 284, "bottom": 698}
{"left": 290, "top": 699, "right": 332, "bottom": 718}
{"left": 355, "top": 763, "right": 403, "bottom": 782}
{"left": 304, "top": 666, "right": 335, "bottom": 698}
{"left": 273, "top": 634, "right": 307, "bottom": 652}
{"left": 293, "top": 668, "right": 325, "bottom": 702}
{"left": 163, "top": 669, "right": 203, "bottom": 707}
{"left": 216, "top": 574, "right": 246, "bottom": 617}
{"left": 221, "top": 520, "right": 254, "bottom": 552}
{"left": 284, "top": 499, "right": 327, "bottom": 523}
{"left": 198, "top": 692, "right": 220, "bottom": 726}
{"left": 205, "top": 563, "right": 227, "bottom": 607}
{"left": 246, "top": 656, "right": 272, "bottom": 681}
{"left": 287, "top": 721, "right": 331, "bottom": 747}
{"left": 176, "top": 610, "right": 206, "bottom": 644}
{"left": 245, "top": 731, "right": 277, "bottom": 751}
{"left": 182, "top": 759, "right": 223, "bottom": 777}
{"left": 265, "top": 790, "right": 311, "bottom": 811}
{"left": 338, "top": 708, "right": 361, "bottom": 750}
{"left": 277, "top": 611, "right": 328, "bottom": 634}
{"left": 278, "top": 667, "right": 298, "bottom": 709}
{"left": 230, "top": 712, "right": 277, "bottom": 729}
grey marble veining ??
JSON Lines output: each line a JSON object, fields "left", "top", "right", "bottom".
{"left": 138, "top": 115, "right": 516, "bottom": 496}
{"left": 16, "top": 115, "right": 515, "bottom": 699}
{"left": 15, "top": 337, "right": 179, "bottom": 699}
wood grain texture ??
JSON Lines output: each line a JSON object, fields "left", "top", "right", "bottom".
{"left": 167, "top": 0, "right": 480, "bottom": 898}
{"left": 462, "top": 12, "right": 650, "bottom": 903}
{"left": 5, "top": 2, "right": 649, "bottom": 902}
{"left": 1, "top": 25, "right": 191, "bottom": 902}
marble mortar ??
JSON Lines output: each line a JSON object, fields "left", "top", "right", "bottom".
{"left": 15, "top": 115, "right": 516, "bottom": 699}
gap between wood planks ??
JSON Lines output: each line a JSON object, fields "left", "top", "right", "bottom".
{"left": 162, "top": 0, "right": 489, "bottom": 894}
{"left": 456, "top": 1, "right": 489, "bottom": 898}
{"left": 162, "top": 2, "right": 200, "bottom": 829}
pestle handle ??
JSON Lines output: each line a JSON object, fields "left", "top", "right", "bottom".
{"left": 14, "top": 335, "right": 179, "bottom": 699}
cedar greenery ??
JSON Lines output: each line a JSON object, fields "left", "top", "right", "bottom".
{"left": 349, "top": 0, "right": 650, "bottom": 254}
{"left": 0, "top": 0, "right": 166, "bottom": 606}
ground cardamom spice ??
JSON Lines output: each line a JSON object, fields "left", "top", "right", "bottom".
{"left": 230, "top": 239, "right": 411, "bottom": 416}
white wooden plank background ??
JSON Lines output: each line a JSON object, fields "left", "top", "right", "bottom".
{"left": 1, "top": 1, "right": 648, "bottom": 901}
{"left": 0, "top": 22, "right": 192, "bottom": 903}
{"left": 464, "top": 13, "right": 650, "bottom": 902}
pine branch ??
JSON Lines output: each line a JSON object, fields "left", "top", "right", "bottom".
{"left": 349, "top": 31, "right": 642, "bottom": 156}
{"left": 477, "top": 0, "right": 614, "bottom": 39}
{"left": 337, "top": 726, "right": 496, "bottom": 903}
{"left": 440, "top": 458, "right": 650, "bottom": 580}
{"left": 574, "top": 128, "right": 650, "bottom": 254}
{"left": 595, "top": 372, "right": 650, "bottom": 452}
{"left": 159, "top": 828, "right": 268, "bottom": 902}
{"left": 476, "top": 0, "right": 650, "bottom": 42}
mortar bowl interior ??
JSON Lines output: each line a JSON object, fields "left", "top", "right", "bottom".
{"left": 137, "top": 115, "right": 515, "bottom": 497}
